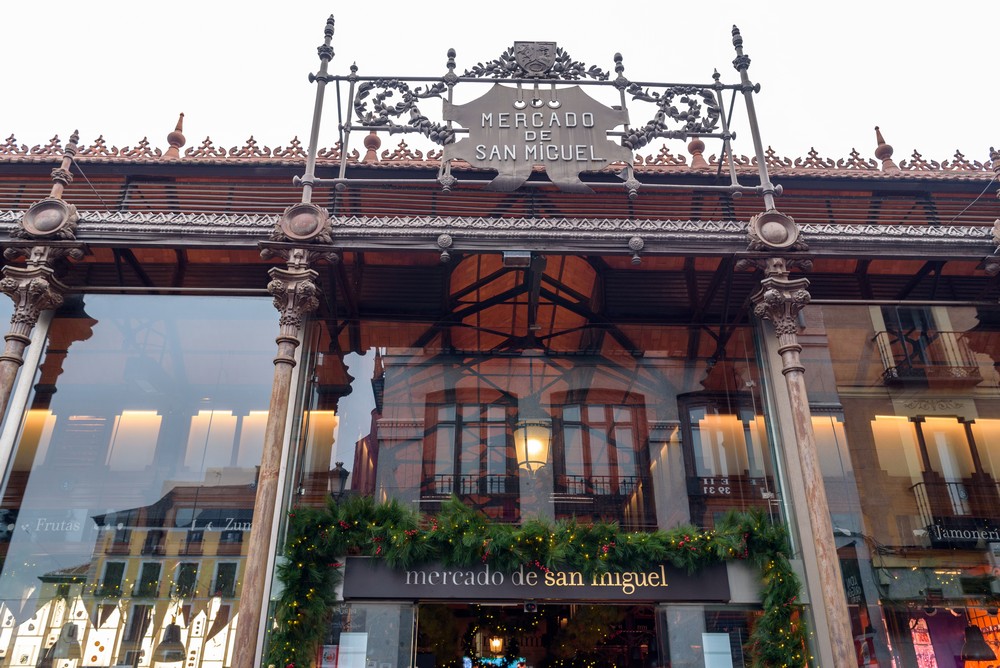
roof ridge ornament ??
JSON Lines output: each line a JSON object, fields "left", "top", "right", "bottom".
{"left": 164, "top": 113, "right": 186, "bottom": 159}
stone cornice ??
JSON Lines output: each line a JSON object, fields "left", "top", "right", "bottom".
{"left": 0, "top": 211, "right": 994, "bottom": 257}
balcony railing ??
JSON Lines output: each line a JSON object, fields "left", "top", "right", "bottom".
{"left": 911, "top": 480, "right": 1000, "bottom": 526}
{"left": 429, "top": 474, "right": 516, "bottom": 496}
{"left": 557, "top": 474, "right": 643, "bottom": 497}
{"left": 873, "top": 330, "right": 982, "bottom": 385}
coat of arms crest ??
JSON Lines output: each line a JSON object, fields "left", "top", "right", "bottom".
{"left": 514, "top": 41, "right": 557, "bottom": 76}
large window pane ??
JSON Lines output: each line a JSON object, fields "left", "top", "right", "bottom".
{"left": 0, "top": 295, "right": 274, "bottom": 668}
{"left": 807, "top": 304, "right": 1000, "bottom": 667}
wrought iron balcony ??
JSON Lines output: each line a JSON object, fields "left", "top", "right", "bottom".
{"left": 557, "top": 474, "right": 645, "bottom": 497}
{"left": 911, "top": 480, "right": 1000, "bottom": 524}
{"left": 428, "top": 473, "right": 516, "bottom": 496}
{"left": 873, "top": 330, "right": 982, "bottom": 385}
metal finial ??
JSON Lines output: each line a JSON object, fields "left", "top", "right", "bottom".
{"left": 317, "top": 15, "right": 335, "bottom": 61}
{"left": 444, "top": 49, "right": 458, "bottom": 84}
{"left": 731, "top": 26, "right": 750, "bottom": 72}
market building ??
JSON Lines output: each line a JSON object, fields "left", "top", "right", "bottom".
{"left": 0, "top": 17, "right": 999, "bottom": 668}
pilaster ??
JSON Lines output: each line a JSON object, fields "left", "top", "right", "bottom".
{"left": 231, "top": 199, "right": 337, "bottom": 668}
{"left": 746, "top": 227, "right": 854, "bottom": 666}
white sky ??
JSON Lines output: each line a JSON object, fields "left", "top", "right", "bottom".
{"left": 1, "top": 2, "right": 996, "bottom": 167}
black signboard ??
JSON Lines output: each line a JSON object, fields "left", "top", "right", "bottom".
{"left": 927, "top": 517, "right": 1000, "bottom": 548}
{"left": 342, "top": 557, "right": 730, "bottom": 603}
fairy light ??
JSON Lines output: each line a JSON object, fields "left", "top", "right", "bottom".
{"left": 272, "top": 500, "right": 803, "bottom": 668}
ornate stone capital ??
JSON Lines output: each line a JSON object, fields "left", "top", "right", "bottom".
{"left": 750, "top": 257, "right": 811, "bottom": 352}
{"left": 267, "top": 266, "right": 321, "bottom": 338}
{"left": 0, "top": 264, "right": 69, "bottom": 339}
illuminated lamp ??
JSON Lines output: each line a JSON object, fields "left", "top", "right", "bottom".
{"left": 514, "top": 349, "right": 551, "bottom": 474}
{"left": 513, "top": 407, "right": 550, "bottom": 475}
{"left": 488, "top": 635, "right": 504, "bottom": 655}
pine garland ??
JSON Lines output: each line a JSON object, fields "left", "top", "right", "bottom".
{"left": 267, "top": 497, "right": 810, "bottom": 668}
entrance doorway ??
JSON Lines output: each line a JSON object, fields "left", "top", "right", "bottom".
{"left": 415, "top": 603, "right": 659, "bottom": 668}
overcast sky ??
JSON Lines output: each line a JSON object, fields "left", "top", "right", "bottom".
{"left": 1, "top": 2, "right": 996, "bottom": 167}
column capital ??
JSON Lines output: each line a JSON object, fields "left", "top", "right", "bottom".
{"left": 750, "top": 257, "right": 811, "bottom": 347}
{"left": 267, "top": 265, "right": 321, "bottom": 338}
{"left": 0, "top": 263, "right": 68, "bottom": 340}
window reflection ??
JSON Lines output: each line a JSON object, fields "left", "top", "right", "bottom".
{"left": 807, "top": 304, "right": 1000, "bottom": 666}
{"left": 295, "top": 323, "right": 775, "bottom": 534}
{"left": 0, "top": 296, "right": 274, "bottom": 668}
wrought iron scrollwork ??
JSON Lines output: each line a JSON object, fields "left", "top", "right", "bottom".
{"left": 621, "top": 85, "right": 720, "bottom": 150}
{"left": 462, "top": 45, "right": 609, "bottom": 81}
{"left": 354, "top": 79, "right": 454, "bottom": 145}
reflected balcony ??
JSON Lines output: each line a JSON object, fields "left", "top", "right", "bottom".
{"left": 553, "top": 474, "right": 656, "bottom": 530}
{"left": 419, "top": 473, "right": 656, "bottom": 528}
{"left": 874, "top": 330, "right": 982, "bottom": 386}
{"left": 140, "top": 530, "right": 166, "bottom": 555}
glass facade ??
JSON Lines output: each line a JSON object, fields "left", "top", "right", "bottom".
{"left": 287, "top": 251, "right": 785, "bottom": 668}
{"left": 10, "top": 270, "right": 998, "bottom": 667}
{"left": 0, "top": 295, "right": 275, "bottom": 668}
{"left": 293, "top": 321, "right": 778, "bottom": 534}
{"left": 807, "top": 304, "right": 1000, "bottom": 666}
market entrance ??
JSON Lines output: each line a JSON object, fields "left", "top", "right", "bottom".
{"left": 415, "top": 603, "right": 659, "bottom": 668}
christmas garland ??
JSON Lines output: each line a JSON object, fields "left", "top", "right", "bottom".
{"left": 267, "top": 496, "right": 810, "bottom": 668}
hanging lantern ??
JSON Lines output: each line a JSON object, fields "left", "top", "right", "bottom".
{"left": 513, "top": 409, "right": 551, "bottom": 474}
{"left": 152, "top": 622, "right": 186, "bottom": 664}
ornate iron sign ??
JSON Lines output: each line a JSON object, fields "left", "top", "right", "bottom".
{"left": 443, "top": 84, "right": 632, "bottom": 192}
{"left": 295, "top": 21, "right": 783, "bottom": 206}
